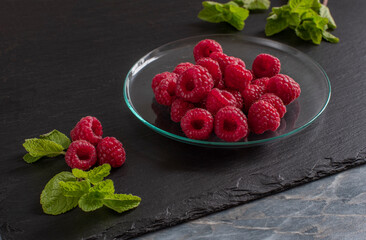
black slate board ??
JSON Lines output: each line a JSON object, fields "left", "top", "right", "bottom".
{"left": 1, "top": 0, "right": 366, "bottom": 239}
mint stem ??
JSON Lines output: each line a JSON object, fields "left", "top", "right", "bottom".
{"left": 323, "top": 0, "right": 328, "bottom": 6}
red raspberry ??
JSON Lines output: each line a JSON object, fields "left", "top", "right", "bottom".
{"left": 206, "top": 88, "right": 238, "bottom": 115}
{"left": 252, "top": 77, "right": 270, "bottom": 91}
{"left": 70, "top": 116, "right": 103, "bottom": 146}
{"left": 97, "top": 137, "right": 126, "bottom": 168}
{"left": 241, "top": 84, "right": 266, "bottom": 112}
{"left": 196, "top": 57, "right": 222, "bottom": 88}
{"left": 224, "top": 64, "right": 252, "bottom": 91}
{"left": 216, "top": 79, "right": 225, "bottom": 89}
{"left": 267, "top": 74, "right": 301, "bottom": 105}
{"left": 226, "top": 89, "right": 243, "bottom": 109}
{"left": 65, "top": 140, "right": 97, "bottom": 170}
{"left": 170, "top": 98, "right": 195, "bottom": 123}
{"left": 193, "top": 39, "right": 223, "bottom": 62}
{"left": 259, "top": 93, "right": 287, "bottom": 118}
{"left": 154, "top": 75, "right": 177, "bottom": 106}
{"left": 173, "top": 62, "right": 194, "bottom": 75}
{"left": 175, "top": 65, "right": 214, "bottom": 103}
{"left": 180, "top": 108, "right": 213, "bottom": 140}
{"left": 151, "top": 72, "right": 178, "bottom": 92}
{"left": 210, "top": 52, "right": 246, "bottom": 74}
{"left": 248, "top": 100, "right": 280, "bottom": 134}
{"left": 214, "top": 106, "right": 249, "bottom": 142}
{"left": 252, "top": 53, "right": 281, "bottom": 78}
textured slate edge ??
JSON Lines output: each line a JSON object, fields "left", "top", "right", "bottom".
{"left": 82, "top": 147, "right": 366, "bottom": 240}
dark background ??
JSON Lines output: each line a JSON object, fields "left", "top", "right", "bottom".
{"left": 1, "top": 0, "right": 366, "bottom": 239}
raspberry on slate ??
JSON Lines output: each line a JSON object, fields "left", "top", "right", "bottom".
{"left": 214, "top": 106, "right": 249, "bottom": 142}
{"left": 252, "top": 77, "right": 270, "bottom": 91}
{"left": 70, "top": 116, "right": 103, "bottom": 146}
{"left": 209, "top": 52, "right": 245, "bottom": 74}
{"left": 267, "top": 74, "right": 301, "bottom": 105}
{"left": 173, "top": 62, "right": 194, "bottom": 76}
{"left": 248, "top": 100, "right": 280, "bottom": 134}
{"left": 241, "top": 84, "right": 266, "bottom": 112}
{"left": 180, "top": 108, "right": 213, "bottom": 140}
{"left": 154, "top": 75, "right": 177, "bottom": 106}
{"left": 170, "top": 98, "right": 195, "bottom": 123}
{"left": 193, "top": 39, "right": 223, "bottom": 62}
{"left": 224, "top": 64, "right": 252, "bottom": 91}
{"left": 196, "top": 57, "right": 222, "bottom": 88}
{"left": 151, "top": 72, "right": 178, "bottom": 92}
{"left": 259, "top": 93, "right": 287, "bottom": 118}
{"left": 206, "top": 88, "right": 238, "bottom": 115}
{"left": 97, "top": 137, "right": 126, "bottom": 168}
{"left": 175, "top": 65, "right": 214, "bottom": 103}
{"left": 226, "top": 89, "right": 243, "bottom": 109}
{"left": 252, "top": 53, "right": 281, "bottom": 78}
{"left": 65, "top": 140, "right": 97, "bottom": 170}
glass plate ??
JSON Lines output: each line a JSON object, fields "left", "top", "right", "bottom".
{"left": 123, "top": 34, "right": 331, "bottom": 148}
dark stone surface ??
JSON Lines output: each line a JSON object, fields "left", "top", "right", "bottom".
{"left": 0, "top": 0, "right": 365, "bottom": 239}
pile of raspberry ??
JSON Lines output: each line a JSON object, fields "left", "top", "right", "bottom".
{"left": 65, "top": 116, "right": 126, "bottom": 170}
{"left": 152, "top": 39, "right": 301, "bottom": 142}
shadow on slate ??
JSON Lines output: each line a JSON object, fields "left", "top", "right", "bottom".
{"left": 1, "top": 0, "right": 366, "bottom": 239}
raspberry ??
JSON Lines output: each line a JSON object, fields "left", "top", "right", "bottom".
{"left": 175, "top": 65, "right": 214, "bottom": 103}
{"left": 267, "top": 74, "right": 301, "bottom": 105}
{"left": 206, "top": 88, "right": 238, "bottom": 115}
{"left": 216, "top": 79, "right": 225, "bottom": 89}
{"left": 252, "top": 77, "right": 270, "bottom": 91}
{"left": 196, "top": 57, "right": 222, "bottom": 88}
{"left": 224, "top": 64, "right": 252, "bottom": 91}
{"left": 193, "top": 39, "right": 223, "bottom": 62}
{"left": 214, "top": 106, "right": 249, "bottom": 142}
{"left": 173, "top": 62, "right": 194, "bottom": 75}
{"left": 259, "top": 93, "right": 287, "bottom": 118}
{"left": 241, "top": 84, "right": 266, "bottom": 112}
{"left": 180, "top": 108, "right": 213, "bottom": 140}
{"left": 210, "top": 52, "right": 245, "bottom": 74}
{"left": 65, "top": 140, "right": 97, "bottom": 170}
{"left": 154, "top": 75, "right": 177, "bottom": 106}
{"left": 97, "top": 137, "right": 126, "bottom": 168}
{"left": 70, "top": 116, "right": 103, "bottom": 146}
{"left": 252, "top": 53, "right": 281, "bottom": 78}
{"left": 151, "top": 72, "right": 178, "bottom": 92}
{"left": 248, "top": 100, "right": 280, "bottom": 134}
{"left": 170, "top": 98, "right": 195, "bottom": 123}
{"left": 226, "top": 89, "right": 243, "bottom": 109}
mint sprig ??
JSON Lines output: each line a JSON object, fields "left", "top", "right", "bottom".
{"left": 40, "top": 164, "right": 141, "bottom": 215}
{"left": 22, "top": 130, "right": 70, "bottom": 163}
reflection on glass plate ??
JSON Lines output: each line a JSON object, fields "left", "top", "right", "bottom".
{"left": 123, "top": 34, "right": 331, "bottom": 148}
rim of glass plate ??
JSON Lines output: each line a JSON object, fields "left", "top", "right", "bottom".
{"left": 123, "top": 34, "right": 331, "bottom": 147}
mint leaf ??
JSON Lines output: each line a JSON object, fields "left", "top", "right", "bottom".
{"left": 23, "top": 153, "right": 41, "bottom": 163}
{"left": 39, "top": 130, "right": 71, "bottom": 149}
{"left": 103, "top": 194, "right": 141, "bottom": 213}
{"left": 72, "top": 168, "right": 88, "bottom": 179}
{"left": 59, "top": 180, "right": 91, "bottom": 197}
{"left": 40, "top": 172, "right": 78, "bottom": 215}
{"left": 198, "top": 1, "right": 249, "bottom": 30}
{"left": 319, "top": 4, "right": 336, "bottom": 29}
{"left": 289, "top": 0, "right": 313, "bottom": 10}
{"left": 23, "top": 138, "right": 65, "bottom": 158}
{"left": 322, "top": 30, "right": 339, "bottom": 43}
{"left": 90, "top": 179, "right": 115, "bottom": 195}
{"left": 78, "top": 192, "right": 104, "bottom": 212}
{"left": 87, "top": 164, "right": 111, "bottom": 184}
{"left": 234, "top": 0, "right": 270, "bottom": 10}
{"left": 265, "top": 14, "right": 288, "bottom": 36}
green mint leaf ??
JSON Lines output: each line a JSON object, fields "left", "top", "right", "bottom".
{"left": 234, "top": 0, "right": 270, "bottom": 10}
{"left": 295, "top": 20, "right": 323, "bottom": 44}
{"left": 198, "top": 1, "right": 249, "bottom": 31}
{"left": 90, "top": 179, "right": 115, "bottom": 195}
{"left": 319, "top": 4, "right": 336, "bottom": 29}
{"left": 39, "top": 130, "right": 71, "bottom": 149}
{"left": 40, "top": 172, "right": 78, "bottom": 215}
{"left": 23, "top": 153, "right": 41, "bottom": 163}
{"left": 289, "top": 0, "right": 314, "bottom": 10}
{"left": 72, "top": 168, "right": 88, "bottom": 179}
{"left": 23, "top": 138, "right": 65, "bottom": 158}
{"left": 265, "top": 14, "right": 288, "bottom": 36}
{"left": 59, "top": 180, "right": 91, "bottom": 198}
{"left": 322, "top": 30, "right": 339, "bottom": 43}
{"left": 310, "top": 0, "right": 322, "bottom": 12}
{"left": 103, "top": 194, "right": 141, "bottom": 213}
{"left": 86, "top": 164, "right": 111, "bottom": 184}
{"left": 78, "top": 192, "right": 104, "bottom": 212}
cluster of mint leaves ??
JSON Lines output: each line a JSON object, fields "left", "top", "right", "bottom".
{"left": 198, "top": 0, "right": 338, "bottom": 44}
{"left": 23, "top": 130, "right": 70, "bottom": 163}
{"left": 265, "top": 0, "right": 338, "bottom": 44}
{"left": 41, "top": 164, "right": 141, "bottom": 215}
